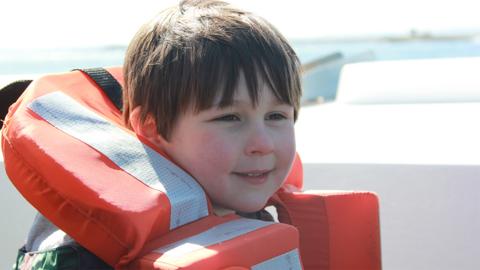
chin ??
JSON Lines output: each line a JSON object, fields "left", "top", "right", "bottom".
{"left": 231, "top": 199, "right": 268, "bottom": 214}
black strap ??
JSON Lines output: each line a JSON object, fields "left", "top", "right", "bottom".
{"left": 75, "top": 68, "right": 123, "bottom": 111}
{"left": 1, "top": 80, "right": 32, "bottom": 128}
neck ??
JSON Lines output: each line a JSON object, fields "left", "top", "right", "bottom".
{"left": 212, "top": 204, "right": 235, "bottom": 217}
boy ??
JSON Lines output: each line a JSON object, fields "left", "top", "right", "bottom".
{"left": 15, "top": 0, "right": 301, "bottom": 268}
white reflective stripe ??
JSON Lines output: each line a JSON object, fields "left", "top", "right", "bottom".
{"left": 154, "top": 218, "right": 273, "bottom": 258}
{"left": 252, "top": 249, "right": 302, "bottom": 270}
{"left": 28, "top": 91, "right": 208, "bottom": 229}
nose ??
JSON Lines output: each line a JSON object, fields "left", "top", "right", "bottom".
{"left": 244, "top": 123, "right": 274, "bottom": 156}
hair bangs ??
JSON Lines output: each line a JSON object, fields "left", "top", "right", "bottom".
{"left": 188, "top": 27, "right": 301, "bottom": 116}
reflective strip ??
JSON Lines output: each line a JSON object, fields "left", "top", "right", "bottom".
{"left": 154, "top": 218, "right": 273, "bottom": 258}
{"left": 252, "top": 249, "right": 302, "bottom": 270}
{"left": 28, "top": 91, "right": 209, "bottom": 229}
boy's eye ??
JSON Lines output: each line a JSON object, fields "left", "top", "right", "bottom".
{"left": 213, "top": 114, "right": 240, "bottom": 121}
{"left": 266, "top": 112, "right": 287, "bottom": 120}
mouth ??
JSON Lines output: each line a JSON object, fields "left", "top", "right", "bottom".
{"left": 232, "top": 169, "right": 273, "bottom": 185}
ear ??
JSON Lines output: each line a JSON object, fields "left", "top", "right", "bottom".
{"left": 129, "top": 106, "right": 168, "bottom": 148}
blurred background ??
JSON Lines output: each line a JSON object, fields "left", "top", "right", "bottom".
{"left": 2, "top": 0, "right": 480, "bottom": 102}
{"left": 2, "top": 0, "right": 480, "bottom": 269}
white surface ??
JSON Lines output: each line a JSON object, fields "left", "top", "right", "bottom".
{"left": 296, "top": 57, "right": 480, "bottom": 270}
{"left": 301, "top": 163, "right": 480, "bottom": 270}
{"left": 337, "top": 57, "right": 480, "bottom": 104}
{"left": 296, "top": 102, "right": 480, "bottom": 166}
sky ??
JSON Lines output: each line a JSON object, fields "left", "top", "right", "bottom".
{"left": 1, "top": 0, "right": 480, "bottom": 49}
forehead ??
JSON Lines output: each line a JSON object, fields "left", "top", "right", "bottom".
{"left": 210, "top": 71, "right": 281, "bottom": 108}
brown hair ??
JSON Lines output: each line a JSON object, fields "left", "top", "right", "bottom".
{"left": 123, "top": 0, "right": 301, "bottom": 140}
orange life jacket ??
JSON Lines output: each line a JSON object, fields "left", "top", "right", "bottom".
{"left": 2, "top": 67, "right": 381, "bottom": 270}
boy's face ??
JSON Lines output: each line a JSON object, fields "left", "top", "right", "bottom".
{"left": 162, "top": 74, "right": 296, "bottom": 213}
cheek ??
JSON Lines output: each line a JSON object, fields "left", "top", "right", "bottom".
{"left": 183, "top": 130, "right": 236, "bottom": 181}
{"left": 277, "top": 127, "right": 296, "bottom": 156}
{"left": 184, "top": 131, "right": 236, "bottom": 200}
{"left": 276, "top": 129, "right": 296, "bottom": 177}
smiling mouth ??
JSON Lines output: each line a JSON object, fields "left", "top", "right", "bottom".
{"left": 232, "top": 170, "right": 273, "bottom": 185}
{"left": 237, "top": 172, "right": 266, "bottom": 177}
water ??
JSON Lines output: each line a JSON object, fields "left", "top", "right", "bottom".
{"left": 293, "top": 39, "right": 480, "bottom": 63}
{"left": 0, "top": 46, "right": 126, "bottom": 75}
{"left": 3, "top": 39, "right": 480, "bottom": 101}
